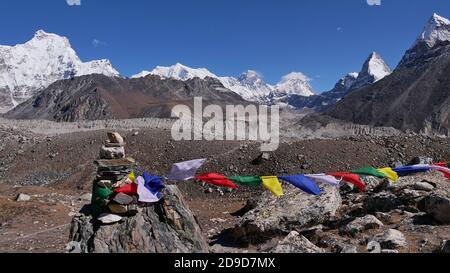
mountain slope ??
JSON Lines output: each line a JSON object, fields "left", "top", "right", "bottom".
{"left": 325, "top": 13, "right": 450, "bottom": 134}
{"left": 5, "top": 74, "right": 247, "bottom": 122}
{"left": 0, "top": 30, "right": 119, "bottom": 113}
{"left": 285, "top": 52, "right": 391, "bottom": 112}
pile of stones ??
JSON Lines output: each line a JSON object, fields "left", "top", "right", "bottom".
{"left": 91, "top": 132, "right": 139, "bottom": 224}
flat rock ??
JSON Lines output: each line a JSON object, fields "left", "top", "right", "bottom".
{"left": 372, "top": 229, "right": 407, "bottom": 249}
{"left": 112, "top": 192, "right": 134, "bottom": 205}
{"left": 97, "top": 213, "right": 122, "bottom": 224}
{"left": 232, "top": 183, "right": 341, "bottom": 244}
{"left": 94, "top": 158, "right": 135, "bottom": 168}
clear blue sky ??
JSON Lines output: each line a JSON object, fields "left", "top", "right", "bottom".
{"left": 1, "top": 0, "right": 450, "bottom": 92}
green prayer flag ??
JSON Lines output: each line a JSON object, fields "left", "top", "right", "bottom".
{"left": 227, "top": 176, "right": 263, "bottom": 186}
{"left": 92, "top": 184, "right": 113, "bottom": 207}
{"left": 351, "top": 167, "right": 387, "bottom": 179}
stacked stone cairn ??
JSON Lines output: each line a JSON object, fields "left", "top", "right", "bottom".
{"left": 91, "top": 132, "right": 139, "bottom": 224}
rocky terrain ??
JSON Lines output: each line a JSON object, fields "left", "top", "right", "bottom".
{"left": 1, "top": 117, "right": 450, "bottom": 253}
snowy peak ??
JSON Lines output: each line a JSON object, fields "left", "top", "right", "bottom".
{"left": 365, "top": 52, "right": 392, "bottom": 82}
{"left": 274, "top": 72, "right": 315, "bottom": 97}
{"left": 134, "top": 63, "right": 217, "bottom": 80}
{"left": 415, "top": 13, "right": 450, "bottom": 48}
{"left": 350, "top": 52, "right": 391, "bottom": 90}
{"left": 0, "top": 30, "right": 119, "bottom": 112}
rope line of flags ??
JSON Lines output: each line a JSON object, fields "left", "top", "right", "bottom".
{"left": 98, "top": 159, "right": 450, "bottom": 205}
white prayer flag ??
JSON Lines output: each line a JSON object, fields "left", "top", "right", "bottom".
{"left": 137, "top": 176, "right": 162, "bottom": 203}
{"left": 165, "top": 159, "right": 207, "bottom": 181}
{"left": 305, "top": 174, "right": 341, "bottom": 187}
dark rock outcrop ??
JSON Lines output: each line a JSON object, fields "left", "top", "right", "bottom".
{"left": 69, "top": 185, "right": 209, "bottom": 253}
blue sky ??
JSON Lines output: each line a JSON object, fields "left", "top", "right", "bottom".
{"left": 1, "top": 0, "right": 450, "bottom": 92}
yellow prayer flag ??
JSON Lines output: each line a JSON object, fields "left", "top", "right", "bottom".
{"left": 261, "top": 176, "right": 284, "bottom": 197}
{"left": 377, "top": 168, "right": 399, "bottom": 182}
{"left": 128, "top": 172, "right": 136, "bottom": 183}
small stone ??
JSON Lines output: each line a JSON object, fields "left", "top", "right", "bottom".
{"left": 78, "top": 193, "right": 92, "bottom": 202}
{"left": 112, "top": 192, "right": 134, "bottom": 205}
{"left": 372, "top": 229, "right": 407, "bottom": 249}
{"left": 107, "top": 132, "right": 124, "bottom": 144}
{"left": 342, "top": 215, "right": 384, "bottom": 236}
{"left": 367, "top": 241, "right": 382, "bottom": 253}
{"left": 15, "top": 194, "right": 31, "bottom": 202}
{"left": 97, "top": 213, "right": 122, "bottom": 224}
{"left": 97, "top": 180, "right": 113, "bottom": 188}
{"left": 66, "top": 241, "right": 82, "bottom": 253}
{"left": 108, "top": 204, "right": 128, "bottom": 214}
{"left": 341, "top": 245, "right": 358, "bottom": 253}
{"left": 412, "top": 182, "right": 435, "bottom": 192}
{"left": 132, "top": 131, "right": 139, "bottom": 137}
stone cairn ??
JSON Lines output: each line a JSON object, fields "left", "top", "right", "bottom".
{"left": 91, "top": 132, "right": 138, "bottom": 224}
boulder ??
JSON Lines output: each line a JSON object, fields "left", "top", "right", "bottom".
{"left": 371, "top": 229, "right": 407, "bottom": 249}
{"left": 364, "top": 192, "right": 402, "bottom": 213}
{"left": 367, "top": 241, "right": 381, "bottom": 253}
{"left": 341, "top": 215, "right": 384, "bottom": 236}
{"left": 419, "top": 194, "right": 450, "bottom": 224}
{"left": 69, "top": 185, "right": 209, "bottom": 253}
{"left": 232, "top": 184, "right": 341, "bottom": 244}
{"left": 97, "top": 213, "right": 122, "bottom": 224}
{"left": 266, "top": 231, "right": 324, "bottom": 253}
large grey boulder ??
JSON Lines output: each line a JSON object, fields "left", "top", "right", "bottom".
{"left": 419, "top": 194, "right": 450, "bottom": 224}
{"left": 232, "top": 184, "right": 341, "bottom": 243}
{"left": 69, "top": 185, "right": 209, "bottom": 253}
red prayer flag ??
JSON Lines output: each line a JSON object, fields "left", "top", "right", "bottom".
{"left": 328, "top": 172, "right": 366, "bottom": 192}
{"left": 433, "top": 162, "right": 448, "bottom": 168}
{"left": 437, "top": 169, "right": 450, "bottom": 179}
{"left": 114, "top": 183, "right": 138, "bottom": 195}
{"left": 195, "top": 173, "right": 238, "bottom": 189}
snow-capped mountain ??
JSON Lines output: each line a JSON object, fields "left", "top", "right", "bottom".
{"left": 219, "top": 71, "right": 273, "bottom": 102}
{"left": 132, "top": 63, "right": 217, "bottom": 81}
{"left": 273, "top": 72, "right": 315, "bottom": 97}
{"left": 132, "top": 64, "right": 315, "bottom": 103}
{"left": 0, "top": 30, "right": 119, "bottom": 112}
{"left": 415, "top": 13, "right": 450, "bottom": 48}
{"left": 350, "top": 52, "right": 392, "bottom": 91}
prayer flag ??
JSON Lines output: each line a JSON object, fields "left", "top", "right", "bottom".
{"left": 279, "top": 175, "right": 321, "bottom": 195}
{"left": 227, "top": 176, "right": 263, "bottom": 186}
{"left": 195, "top": 173, "right": 238, "bottom": 189}
{"left": 261, "top": 176, "right": 284, "bottom": 197}
{"left": 305, "top": 174, "right": 341, "bottom": 187}
{"left": 351, "top": 167, "right": 387, "bottom": 179}
{"left": 137, "top": 176, "right": 163, "bottom": 203}
{"left": 165, "top": 159, "right": 207, "bottom": 181}
{"left": 328, "top": 172, "right": 366, "bottom": 192}
{"left": 377, "top": 168, "right": 399, "bottom": 182}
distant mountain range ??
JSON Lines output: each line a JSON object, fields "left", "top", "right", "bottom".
{"left": 324, "top": 13, "right": 450, "bottom": 134}
{"left": 4, "top": 13, "right": 450, "bottom": 135}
